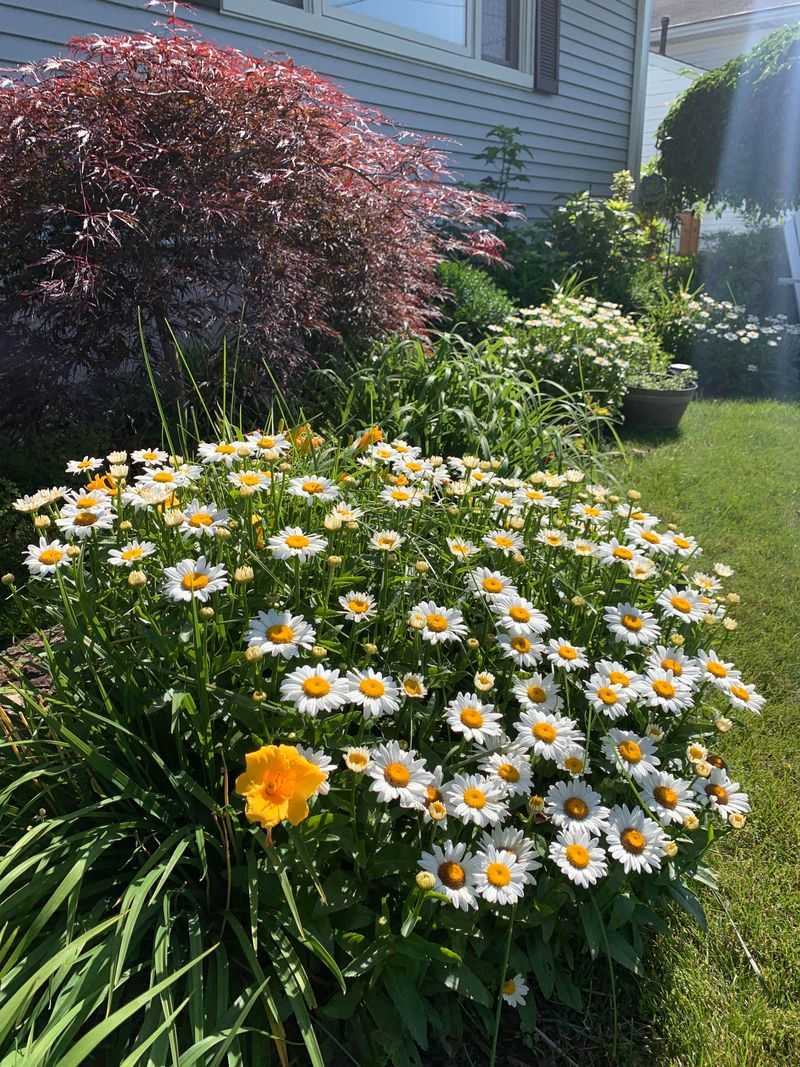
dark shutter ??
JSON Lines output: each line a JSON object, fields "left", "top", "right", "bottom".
{"left": 534, "top": 0, "right": 560, "bottom": 94}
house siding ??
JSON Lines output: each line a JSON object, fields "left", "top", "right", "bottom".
{"left": 0, "top": 0, "right": 640, "bottom": 217}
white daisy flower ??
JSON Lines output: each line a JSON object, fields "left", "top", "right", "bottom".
{"left": 571, "top": 538, "right": 597, "bottom": 558}
{"left": 197, "top": 441, "right": 241, "bottom": 466}
{"left": 603, "top": 603, "right": 661, "bottom": 647}
{"left": 411, "top": 600, "right": 467, "bottom": 645}
{"left": 594, "top": 538, "right": 638, "bottom": 566}
{"left": 380, "top": 484, "right": 423, "bottom": 508}
{"left": 515, "top": 487, "right": 558, "bottom": 509}
{"left": 546, "top": 638, "right": 589, "bottom": 672}
{"left": 131, "top": 447, "right": 168, "bottom": 466}
{"left": 108, "top": 541, "right": 156, "bottom": 567}
{"left": 724, "top": 679, "right": 766, "bottom": 714}
{"left": 692, "top": 768, "right": 751, "bottom": 822}
{"left": 636, "top": 668, "right": 694, "bottom": 713}
{"left": 657, "top": 585, "right": 704, "bottom": 623}
{"left": 474, "top": 670, "right": 495, "bottom": 692}
{"left": 696, "top": 649, "right": 741, "bottom": 688}
{"left": 483, "top": 529, "right": 524, "bottom": 556}
{"left": 511, "top": 673, "right": 562, "bottom": 713}
{"left": 583, "top": 673, "right": 630, "bottom": 720}
{"left": 370, "top": 529, "right": 404, "bottom": 552}
{"left": 136, "top": 466, "right": 192, "bottom": 492}
{"left": 445, "top": 692, "right": 502, "bottom": 744}
{"left": 602, "top": 729, "right": 660, "bottom": 782}
{"left": 491, "top": 490, "right": 517, "bottom": 512}
{"left": 121, "top": 486, "right": 173, "bottom": 510}
{"left": 492, "top": 595, "right": 550, "bottom": 637}
{"left": 280, "top": 664, "right": 350, "bottom": 716}
{"left": 443, "top": 773, "right": 508, "bottom": 828}
{"left": 640, "top": 771, "right": 698, "bottom": 826}
{"left": 605, "top": 805, "right": 668, "bottom": 874}
{"left": 480, "top": 826, "right": 540, "bottom": 872}
{"left": 446, "top": 536, "right": 478, "bottom": 559}
{"left": 545, "top": 780, "right": 610, "bottom": 834}
{"left": 56, "top": 506, "right": 115, "bottom": 540}
{"left": 344, "top": 746, "right": 371, "bottom": 773}
{"left": 246, "top": 431, "right": 289, "bottom": 458}
{"left": 228, "top": 469, "right": 271, "bottom": 492}
{"left": 63, "top": 489, "right": 109, "bottom": 511}
{"left": 536, "top": 528, "right": 568, "bottom": 549}
{"left": 691, "top": 572, "right": 722, "bottom": 594}
{"left": 288, "top": 475, "right": 339, "bottom": 502}
{"left": 269, "top": 527, "right": 327, "bottom": 562}
{"left": 627, "top": 524, "right": 674, "bottom": 556}
{"left": 402, "top": 673, "right": 428, "bottom": 700}
{"left": 571, "top": 502, "right": 610, "bottom": 524}
{"left": 558, "top": 744, "right": 590, "bottom": 778}
{"left": 393, "top": 456, "right": 432, "bottom": 481}
{"left": 465, "top": 567, "right": 518, "bottom": 601}
{"left": 368, "top": 741, "right": 433, "bottom": 807}
{"left": 245, "top": 610, "right": 316, "bottom": 660}
{"left": 179, "top": 500, "right": 229, "bottom": 538}
{"left": 666, "top": 531, "right": 699, "bottom": 557}
{"left": 474, "top": 846, "right": 531, "bottom": 905}
{"left": 515, "top": 709, "right": 583, "bottom": 762}
{"left": 66, "top": 456, "right": 103, "bottom": 475}
{"left": 501, "top": 975, "right": 530, "bottom": 1007}
{"left": 420, "top": 765, "right": 447, "bottom": 825}
{"left": 369, "top": 442, "right": 399, "bottom": 464}
{"left": 480, "top": 751, "right": 532, "bottom": 796}
{"left": 296, "top": 745, "right": 336, "bottom": 796}
{"left": 418, "top": 840, "right": 479, "bottom": 910}
{"left": 331, "top": 501, "right": 364, "bottom": 523}
{"left": 338, "top": 590, "right": 378, "bottom": 622}
{"left": 24, "top": 537, "right": 70, "bottom": 577}
{"left": 498, "top": 632, "right": 545, "bottom": 667}
{"left": 645, "top": 646, "right": 701, "bottom": 687}
{"left": 345, "top": 668, "right": 400, "bottom": 719}
{"left": 549, "top": 826, "right": 608, "bottom": 888}
{"left": 163, "top": 556, "right": 228, "bottom": 603}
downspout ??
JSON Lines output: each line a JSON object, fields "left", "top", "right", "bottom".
{"left": 627, "top": 0, "right": 654, "bottom": 179}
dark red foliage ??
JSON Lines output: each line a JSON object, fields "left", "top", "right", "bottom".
{"left": 0, "top": 15, "right": 510, "bottom": 429}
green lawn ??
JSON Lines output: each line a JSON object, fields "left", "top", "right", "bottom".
{"left": 613, "top": 399, "right": 800, "bottom": 1067}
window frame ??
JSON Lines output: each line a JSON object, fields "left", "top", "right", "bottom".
{"left": 221, "top": 0, "right": 537, "bottom": 88}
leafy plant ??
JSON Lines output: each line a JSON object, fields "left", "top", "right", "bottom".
{"left": 436, "top": 261, "right": 515, "bottom": 342}
{"left": 473, "top": 124, "right": 535, "bottom": 202}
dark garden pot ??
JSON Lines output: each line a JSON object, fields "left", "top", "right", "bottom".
{"left": 622, "top": 385, "right": 697, "bottom": 430}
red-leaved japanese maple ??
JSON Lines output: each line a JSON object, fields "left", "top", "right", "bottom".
{"left": 0, "top": 13, "right": 509, "bottom": 430}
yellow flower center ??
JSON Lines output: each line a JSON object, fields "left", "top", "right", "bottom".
{"left": 406, "top": 461, "right": 423, "bottom": 472}
{"left": 239, "top": 473, "right": 262, "bottom": 486}
{"left": 267, "top": 624, "right": 294, "bottom": 644}
{"left": 384, "top": 762, "right": 410, "bottom": 788}
{"left": 141, "top": 451, "right": 159, "bottom": 461}
{"left": 486, "top": 862, "right": 512, "bottom": 887}
{"left": 438, "top": 861, "right": 466, "bottom": 889}
{"left": 460, "top": 707, "right": 484, "bottom": 729}
{"left": 671, "top": 595, "right": 692, "bottom": 614}
{"left": 532, "top": 722, "right": 557, "bottom": 743}
{"left": 558, "top": 645, "right": 577, "bottom": 660}
{"left": 620, "top": 828, "right": 646, "bottom": 854}
{"left": 526, "top": 490, "right": 545, "bottom": 501}
{"left": 463, "top": 787, "right": 487, "bottom": 809}
{"left": 75, "top": 494, "right": 100, "bottom": 509}
{"left": 730, "top": 684, "right": 750, "bottom": 702}
{"left": 707, "top": 661, "right": 728, "bottom": 678}
{"left": 391, "top": 489, "right": 411, "bottom": 501}
{"left": 215, "top": 444, "right": 236, "bottom": 455}
{"left": 450, "top": 543, "right": 470, "bottom": 555}
{"left": 302, "top": 676, "right": 332, "bottom": 698}
{"left": 302, "top": 481, "right": 324, "bottom": 494}
{"left": 121, "top": 547, "right": 144, "bottom": 561}
{"left": 511, "top": 636, "right": 532, "bottom": 653}
{"left": 74, "top": 512, "right": 99, "bottom": 526}
{"left": 359, "top": 678, "right": 386, "bottom": 698}
{"left": 152, "top": 471, "right": 175, "bottom": 483}
{"left": 565, "top": 843, "right": 590, "bottom": 869}
{"left": 673, "top": 536, "right": 691, "bottom": 549}
{"left": 509, "top": 605, "right": 531, "bottom": 623}
{"left": 77, "top": 459, "right": 92, "bottom": 469}
{"left": 38, "top": 548, "right": 64, "bottom": 565}
{"left": 347, "top": 598, "right": 370, "bottom": 614}
{"left": 286, "top": 534, "right": 310, "bottom": 549}
{"left": 181, "top": 572, "right": 210, "bottom": 591}
{"left": 498, "top": 763, "right": 520, "bottom": 783}
{"left": 642, "top": 531, "right": 661, "bottom": 544}
{"left": 426, "top": 784, "right": 441, "bottom": 803}
{"left": 706, "top": 783, "right": 729, "bottom": 803}
{"left": 527, "top": 684, "right": 547, "bottom": 703}
{"left": 404, "top": 678, "right": 423, "bottom": 697}
{"left": 545, "top": 534, "right": 561, "bottom": 546}
{"left": 618, "top": 740, "right": 642, "bottom": 763}
{"left": 609, "top": 670, "right": 631, "bottom": 687}
{"left": 622, "top": 614, "right": 643, "bottom": 631}
{"left": 653, "top": 679, "right": 676, "bottom": 699}
{"left": 564, "top": 755, "right": 585, "bottom": 774}
{"left": 564, "top": 797, "right": 589, "bottom": 820}
{"left": 502, "top": 979, "right": 516, "bottom": 995}
{"left": 584, "top": 506, "right": 601, "bottom": 517}
{"left": 612, "top": 546, "right": 634, "bottom": 560}
{"left": 654, "top": 785, "right": 678, "bottom": 809}
{"left": 189, "top": 512, "right": 214, "bottom": 527}
{"left": 426, "top": 613, "right": 449, "bottom": 633}
{"left": 494, "top": 535, "right": 514, "bottom": 549}
{"left": 256, "top": 436, "right": 276, "bottom": 449}
{"left": 347, "top": 752, "right": 369, "bottom": 770}
{"left": 482, "top": 577, "right": 503, "bottom": 593}
{"left": 596, "top": 686, "right": 619, "bottom": 706}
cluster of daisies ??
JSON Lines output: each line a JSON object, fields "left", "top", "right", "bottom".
{"left": 12, "top": 428, "right": 760, "bottom": 1003}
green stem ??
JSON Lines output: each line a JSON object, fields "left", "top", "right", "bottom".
{"left": 489, "top": 904, "right": 517, "bottom": 1067}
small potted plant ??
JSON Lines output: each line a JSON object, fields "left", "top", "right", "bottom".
{"left": 622, "top": 360, "right": 698, "bottom": 430}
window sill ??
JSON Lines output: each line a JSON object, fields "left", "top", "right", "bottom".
{"left": 221, "top": 0, "right": 535, "bottom": 89}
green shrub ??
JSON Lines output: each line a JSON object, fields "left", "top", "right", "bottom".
{"left": 695, "top": 227, "right": 797, "bottom": 321}
{"left": 437, "top": 261, "right": 515, "bottom": 342}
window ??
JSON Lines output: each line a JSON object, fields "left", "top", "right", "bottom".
{"left": 482, "top": 0, "right": 520, "bottom": 68}
{"left": 327, "top": 1, "right": 468, "bottom": 48}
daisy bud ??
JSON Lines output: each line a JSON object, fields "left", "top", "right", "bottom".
{"left": 512, "top": 551, "right": 526, "bottom": 565}
{"left": 664, "top": 840, "right": 679, "bottom": 858}
{"left": 723, "top": 617, "right": 738, "bottom": 631}
{"left": 551, "top": 516, "right": 564, "bottom": 528}
{"left": 509, "top": 515, "right": 524, "bottom": 530}
{"left": 66, "top": 545, "right": 81, "bottom": 558}
{"left": 199, "top": 606, "right": 215, "bottom": 620}
{"left": 686, "top": 742, "right": 707, "bottom": 763}
{"left": 627, "top": 489, "right": 641, "bottom": 501}
{"left": 728, "top": 812, "right": 747, "bottom": 829}
{"left": 163, "top": 509, "right": 184, "bottom": 527}
{"left": 107, "top": 451, "right": 127, "bottom": 464}
{"left": 118, "top": 520, "right": 133, "bottom": 531}
{"left": 239, "top": 484, "right": 257, "bottom": 498}
{"left": 714, "top": 563, "right": 734, "bottom": 577}
{"left": 565, "top": 469, "right": 584, "bottom": 483}
{"left": 346, "top": 521, "right": 359, "bottom": 530}
{"left": 324, "top": 514, "right": 342, "bottom": 531}
{"left": 215, "top": 527, "right": 231, "bottom": 541}
{"left": 646, "top": 723, "right": 665, "bottom": 743}
{"left": 244, "top": 645, "right": 264, "bottom": 663}
{"left": 228, "top": 519, "right": 239, "bottom": 530}
{"left": 326, "top": 555, "right": 343, "bottom": 567}
{"left": 479, "top": 460, "right": 491, "bottom": 471}
{"left": 234, "top": 565, "right": 254, "bottom": 584}
{"left": 571, "top": 595, "right": 586, "bottom": 608}
{"left": 345, "top": 747, "right": 370, "bottom": 773}
{"left": 251, "top": 691, "right": 266, "bottom": 703}
{"left": 1, "top": 572, "right": 15, "bottom": 586}
{"left": 414, "top": 560, "right": 430, "bottom": 574}
{"left": 430, "top": 456, "right": 443, "bottom": 467}
{"left": 312, "top": 645, "right": 327, "bottom": 658}
{"left": 428, "top": 801, "right": 448, "bottom": 821}
{"left": 127, "top": 569, "right": 147, "bottom": 588}
{"left": 474, "top": 671, "right": 494, "bottom": 692}
{"left": 447, "top": 504, "right": 459, "bottom": 515}
{"left": 363, "top": 642, "right": 378, "bottom": 656}
{"left": 694, "top": 759, "right": 712, "bottom": 778}
{"left": 109, "top": 464, "right": 128, "bottom": 479}
{"left": 169, "top": 455, "right": 184, "bottom": 467}
{"left": 715, "top": 717, "right": 733, "bottom": 733}
{"left": 607, "top": 494, "right": 620, "bottom": 504}
{"left": 466, "top": 637, "right": 480, "bottom": 650}
{"left": 408, "top": 611, "right": 426, "bottom": 630}
{"left": 416, "top": 871, "right": 436, "bottom": 891}
{"left": 702, "top": 613, "right": 718, "bottom": 626}
{"left": 683, "top": 813, "right": 700, "bottom": 831}
{"left": 727, "top": 592, "right": 740, "bottom": 605}
{"left": 279, "top": 461, "right": 292, "bottom": 472}
{"left": 528, "top": 794, "right": 545, "bottom": 814}
{"left": 669, "top": 633, "right": 685, "bottom": 647}
{"left": 34, "top": 515, "right": 51, "bottom": 529}
{"left": 530, "top": 472, "right": 546, "bottom": 485}
{"left": 463, "top": 455, "right": 479, "bottom": 469}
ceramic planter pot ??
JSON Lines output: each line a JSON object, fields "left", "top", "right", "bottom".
{"left": 622, "top": 385, "right": 697, "bottom": 430}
